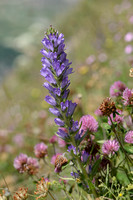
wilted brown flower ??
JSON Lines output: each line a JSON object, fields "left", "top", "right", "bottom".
{"left": 100, "top": 157, "right": 111, "bottom": 169}
{"left": 35, "top": 178, "right": 49, "bottom": 199}
{"left": 26, "top": 157, "right": 39, "bottom": 175}
{"left": 13, "top": 187, "right": 28, "bottom": 200}
{"left": 55, "top": 155, "right": 68, "bottom": 173}
{"left": 85, "top": 141, "right": 100, "bottom": 157}
{"left": 99, "top": 97, "right": 116, "bottom": 116}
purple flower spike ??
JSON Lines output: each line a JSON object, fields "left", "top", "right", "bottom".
{"left": 81, "top": 151, "right": 89, "bottom": 163}
{"left": 71, "top": 172, "right": 80, "bottom": 178}
{"left": 61, "top": 101, "right": 69, "bottom": 111}
{"left": 67, "top": 145, "right": 77, "bottom": 155}
{"left": 57, "top": 128, "right": 69, "bottom": 140}
{"left": 43, "top": 82, "right": 53, "bottom": 92}
{"left": 49, "top": 108, "right": 61, "bottom": 117}
{"left": 41, "top": 37, "right": 54, "bottom": 51}
{"left": 45, "top": 95, "right": 56, "bottom": 106}
{"left": 125, "top": 131, "right": 133, "bottom": 144}
{"left": 40, "top": 27, "right": 76, "bottom": 128}
{"left": 102, "top": 139, "right": 119, "bottom": 155}
{"left": 55, "top": 118, "right": 65, "bottom": 126}
{"left": 61, "top": 77, "right": 70, "bottom": 88}
{"left": 40, "top": 27, "right": 77, "bottom": 149}
{"left": 75, "top": 131, "right": 81, "bottom": 141}
{"left": 71, "top": 120, "right": 79, "bottom": 132}
{"left": 62, "top": 89, "right": 70, "bottom": 99}
{"left": 66, "top": 101, "right": 77, "bottom": 117}
{"left": 53, "top": 88, "right": 61, "bottom": 96}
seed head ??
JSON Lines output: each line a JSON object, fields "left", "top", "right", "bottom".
{"left": 35, "top": 178, "right": 50, "bottom": 199}
{"left": 26, "top": 157, "right": 39, "bottom": 175}
{"left": 0, "top": 190, "right": 6, "bottom": 200}
{"left": 13, "top": 188, "right": 28, "bottom": 200}
{"left": 99, "top": 97, "right": 116, "bottom": 116}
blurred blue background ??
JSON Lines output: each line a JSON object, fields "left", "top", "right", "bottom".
{"left": 0, "top": 0, "right": 79, "bottom": 80}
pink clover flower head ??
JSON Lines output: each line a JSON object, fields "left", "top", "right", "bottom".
{"left": 86, "top": 55, "right": 96, "bottom": 65}
{"left": 124, "top": 32, "right": 133, "bottom": 42}
{"left": 13, "top": 134, "right": 24, "bottom": 147}
{"left": 49, "top": 135, "right": 58, "bottom": 144}
{"left": 26, "top": 157, "right": 39, "bottom": 175}
{"left": 125, "top": 131, "right": 133, "bottom": 144}
{"left": 51, "top": 153, "right": 62, "bottom": 165}
{"left": 58, "top": 138, "right": 66, "bottom": 147}
{"left": 94, "top": 108, "right": 103, "bottom": 116}
{"left": 102, "top": 139, "right": 119, "bottom": 155}
{"left": 125, "top": 45, "right": 133, "bottom": 54}
{"left": 108, "top": 109, "right": 124, "bottom": 125}
{"left": 129, "top": 15, "right": 133, "bottom": 24}
{"left": 79, "top": 115, "right": 98, "bottom": 135}
{"left": 13, "top": 153, "right": 28, "bottom": 173}
{"left": 110, "top": 81, "right": 126, "bottom": 97}
{"left": 34, "top": 142, "right": 48, "bottom": 158}
{"left": 122, "top": 88, "right": 133, "bottom": 106}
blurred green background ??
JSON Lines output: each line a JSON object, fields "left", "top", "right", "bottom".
{"left": 0, "top": 0, "right": 132, "bottom": 197}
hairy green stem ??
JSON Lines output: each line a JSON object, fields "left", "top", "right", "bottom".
{"left": 56, "top": 86, "right": 98, "bottom": 197}
{"left": 48, "top": 191, "right": 56, "bottom": 200}
{"left": 71, "top": 137, "right": 98, "bottom": 198}
{"left": 109, "top": 116, "right": 132, "bottom": 168}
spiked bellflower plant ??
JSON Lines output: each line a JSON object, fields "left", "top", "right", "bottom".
{"left": 40, "top": 26, "right": 98, "bottom": 197}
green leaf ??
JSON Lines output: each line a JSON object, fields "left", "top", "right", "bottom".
{"left": 91, "top": 158, "right": 102, "bottom": 177}
{"left": 101, "top": 123, "right": 111, "bottom": 130}
{"left": 77, "top": 130, "right": 89, "bottom": 145}
{"left": 58, "top": 175, "right": 75, "bottom": 181}
{"left": 97, "top": 140, "right": 106, "bottom": 144}
{"left": 113, "top": 112, "right": 116, "bottom": 119}
{"left": 105, "top": 164, "right": 109, "bottom": 186}
{"left": 124, "top": 145, "right": 133, "bottom": 154}
{"left": 116, "top": 170, "right": 130, "bottom": 186}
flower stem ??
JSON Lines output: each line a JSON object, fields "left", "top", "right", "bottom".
{"left": 48, "top": 191, "right": 56, "bottom": 200}
{"left": 109, "top": 116, "right": 132, "bottom": 168}
{"left": 71, "top": 137, "right": 98, "bottom": 198}
{"left": 57, "top": 91, "right": 98, "bottom": 197}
